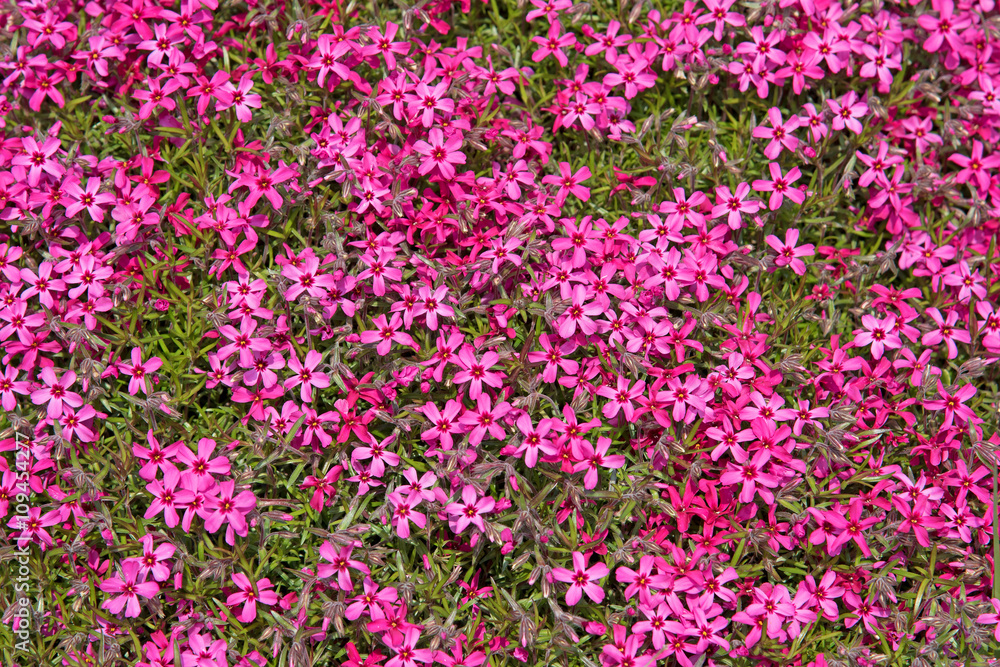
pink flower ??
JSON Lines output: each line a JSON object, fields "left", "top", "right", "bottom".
{"left": 144, "top": 467, "right": 193, "bottom": 528}
{"left": 385, "top": 628, "right": 434, "bottom": 667}
{"left": 218, "top": 318, "right": 271, "bottom": 366}
{"left": 7, "top": 506, "right": 60, "bottom": 549}
{"left": 20, "top": 262, "right": 66, "bottom": 308}
{"left": 753, "top": 163, "right": 804, "bottom": 211}
{"left": 572, "top": 436, "right": 626, "bottom": 489}
{"left": 558, "top": 285, "right": 603, "bottom": 337}
{"left": 745, "top": 583, "right": 795, "bottom": 638}
{"left": 181, "top": 633, "right": 229, "bottom": 667}
{"left": 413, "top": 129, "right": 466, "bottom": 180}
{"left": 542, "top": 162, "right": 591, "bottom": 206}
{"left": 406, "top": 80, "right": 454, "bottom": 128}
{"left": 720, "top": 449, "right": 781, "bottom": 504}
{"left": 388, "top": 491, "right": 426, "bottom": 538}
{"left": 133, "top": 78, "right": 181, "bottom": 119}
{"left": 827, "top": 91, "right": 868, "bottom": 134}
{"left": 457, "top": 394, "right": 512, "bottom": 446}
{"left": 711, "top": 183, "right": 760, "bottom": 229}
{"left": 977, "top": 599, "right": 1000, "bottom": 641}
{"left": 352, "top": 434, "right": 400, "bottom": 477}
{"left": 924, "top": 381, "right": 977, "bottom": 428}
{"left": 65, "top": 177, "right": 116, "bottom": 221}
{"left": 30, "top": 367, "right": 82, "bottom": 418}
{"left": 127, "top": 534, "right": 175, "bottom": 583}
{"left": 414, "top": 285, "right": 454, "bottom": 331}
{"left": 12, "top": 136, "right": 64, "bottom": 187}
{"left": 531, "top": 21, "right": 577, "bottom": 67}
{"left": 221, "top": 75, "right": 262, "bottom": 122}
{"left": 446, "top": 485, "right": 496, "bottom": 533}
{"left": 122, "top": 347, "right": 163, "bottom": 395}
{"left": 204, "top": 480, "right": 256, "bottom": 536}
{"left": 514, "top": 414, "right": 557, "bottom": 467}
{"left": 852, "top": 314, "right": 901, "bottom": 359}
{"left": 227, "top": 162, "right": 298, "bottom": 209}
{"left": 285, "top": 349, "right": 331, "bottom": 402}
{"left": 596, "top": 376, "right": 645, "bottom": 420}
{"left": 453, "top": 347, "right": 504, "bottom": 400}
{"left": 752, "top": 108, "right": 800, "bottom": 159}
{"left": 99, "top": 560, "right": 160, "bottom": 618}
{"left": 359, "top": 313, "right": 418, "bottom": 356}
{"left": 921, "top": 307, "right": 970, "bottom": 359}
{"left": 226, "top": 573, "right": 278, "bottom": 622}
{"left": 765, "top": 228, "right": 814, "bottom": 275}
{"left": 551, "top": 551, "right": 610, "bottom": 606}
{"left": 0, "top": 365, "right": 30, "bottom": 411}
{"left": 177, "top": 438, "right": 232, "bottom": 482}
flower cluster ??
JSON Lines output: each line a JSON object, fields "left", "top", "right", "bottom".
{"left": 1, "top": 0, "right": 1000, "bottom": 665}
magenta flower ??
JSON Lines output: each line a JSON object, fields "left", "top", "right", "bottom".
{"left": 413, "top": 129, "right": 466, "bottom": 180}
{"left": 318, "top": 541, "right": 371, "bottom": 591}
{"left": 531, "top": 20, "right": 577, "bottom": 67}
{"left": 388, "top": 491, "right": 427, "bottom": 539}
{"left": 406, "top": 80, "right": 455, "bottom": 128}
{"left": 711, "top": 183, "right": 760, "bottom": 229}
{"left": 12, "top": 135, "right": 64, "bottom": 187}
{"left": 99, "top": 560, "right": 160, "bottom": 618}
{"left": 852, "top": 314, "right": 901, "bottom": 359}
{"left": 177, "top": 438, "right": 232, "bottom": 482}
{"left": 204, "top": 480, "right": 256, "bottom": 536}
{"left": 414, "top": 285, "right": 454, "bottom": 331}
{"left": 228, "top": 162, "right": 298, "bottom": 209}
{"left": 218, "top": 318, "right": 272, "bottom": 366}
{"left": 977, "top": 599, "right": 1000, "bottom": 641}
{"left": 572, "top": 436, "right": 626, "bottom": 490}
{"left": 144, "top": 467, "right": 193, "bottom": 528}
{"left": 514, "top": 414, "right": 557, "bottom": 468}
{"left": 746, "top": 583, "right": 795, "bottom": 638}
{"left": 221, "top": 75, "right": 262, "bottom": 122}
{"left": 285, "top": 349, "right": 331, "bottom": 402}
{"left": 921, "top": 307, "right": 970, "bottom": 359}
{"left": 457, "top": 394, "right": 512, "bottom": 446}
{"left": 551, "top": 551, "right": 610, "bottom": 606}
{"left": 924, "top": 381, "right": 977, "bottom": 428}
{"left": 359, "top": 313, "right": 418, "bottom": 355}
{"left": 7, "top": 506, "right": 60, "bottom": 549}
{"left": 446, "top": 485, "right": 496, "bottom": 534}
{"left": 827, "top": 91, "right": 868, "bottom": 134}
{"left": 453, "top": 347, "right": 504, "bottom": 400}
{"left": 133, "top": 77, "right": 181, "bottom": 119}
{"left": 0, "top": 365, "right": 30, "bottom": 410}
{"left": 281, "top": 256, "right": 338, "bottom": 301}
{"left": 752, "top": 108, "right": 800, "bottom": 159}
{"left": 419, "top": 399, "right": 465, "bottom": 451}
{"left": 558, "top": 285, "right": 603, "bottom": 337}
{"left": 753, "top": 163, "right": 805, "bottom": 211}
{"left": 122, "top": 347, "right": 163, "bottom": 395}
{"left": 181, "top": 633, "right": 229, "bottom": 667}
{"left": 720, "top": 449, "right": 781, "bottom": 504}
{"left": 65, "top": 177, "right": 116, "bottom": 221}
{"left": 128, "top": 534, "right": 176, "bottom": 583}
{"left": 596, "top": 376, "right": 645, "bottom": 420}
{"left": 542, "top": 162, "right": 591, "bottom": 205}
{"left": 352, "top": 434, "right": 400, "bottom": 477}
{"left": 765, "top": 228, "right": 814, "bottom": 275}
{"left": 20, "top": 262, "right": 66, "bottom": 309}
{"left": 385, "top": 628, "right": 434, "bottom": 667}
{"left": 226, "top": 573, "right": 278, "bottom": 622}
{"left": 30, "top": 367, "right": 82, "bottom": 418}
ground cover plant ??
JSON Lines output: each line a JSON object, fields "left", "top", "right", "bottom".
{"left": 1, "top": 0, "right": 1000, "bottom": 664}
